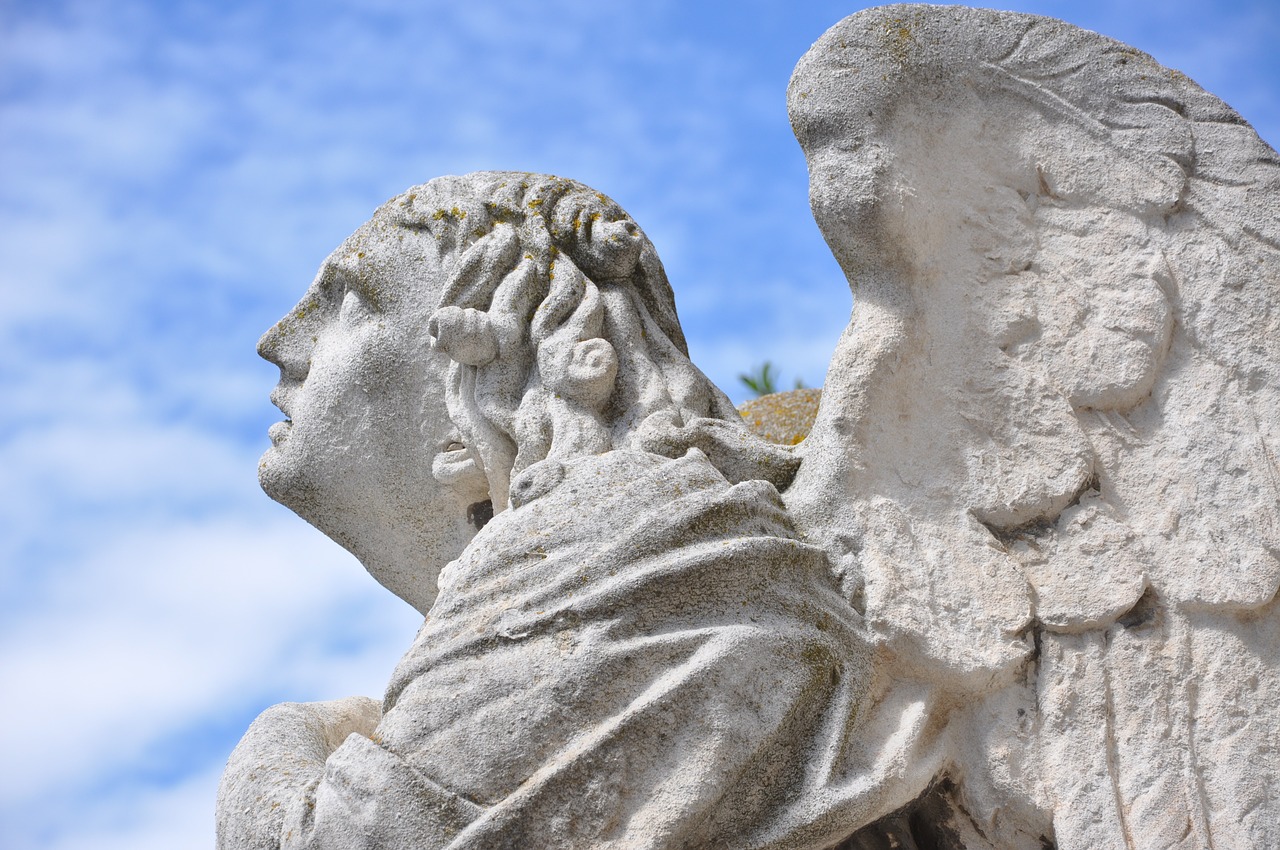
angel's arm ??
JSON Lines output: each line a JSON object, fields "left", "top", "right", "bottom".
{"left": 215, "top": 698, "right": 376, "bottom": 849}
{"left": 217, "top": 696, "right": 485, "bottom": 849}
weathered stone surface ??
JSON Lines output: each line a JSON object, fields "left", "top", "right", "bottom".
{"left": 220, "top": 7, "right": 1280, "bottom": 849}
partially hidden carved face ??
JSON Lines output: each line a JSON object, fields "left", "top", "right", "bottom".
{"left": 257, "top": 208, "right": 490, "bottom": 613}
{"left": 791, "top": 72, "right": 1177, "bottom": 529}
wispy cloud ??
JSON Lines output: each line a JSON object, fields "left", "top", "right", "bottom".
{"left": 0, "top": 515, "right": 420, "bottom": 842}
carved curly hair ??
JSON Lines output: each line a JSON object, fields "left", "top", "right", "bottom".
{"left": 383, "top": 171, "right": 799, "bottom": 511}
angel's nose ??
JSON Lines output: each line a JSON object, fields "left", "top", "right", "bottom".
{"left": 257, "top": 302, "right": 316, "bottom": 382}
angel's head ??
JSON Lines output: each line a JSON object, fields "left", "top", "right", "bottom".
{"left": 257, "top": 171, "right": 796, "bottom": 611}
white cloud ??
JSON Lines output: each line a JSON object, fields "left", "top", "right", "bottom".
{"left": 35, "top": 763, "right": 223, "bottom": 850}
{"left": 0, "top": 515, "right": 420, "bottom": 830}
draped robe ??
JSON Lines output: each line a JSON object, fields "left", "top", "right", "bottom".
{"left": 282, "top": 449, "right": 936, "bottom": 849}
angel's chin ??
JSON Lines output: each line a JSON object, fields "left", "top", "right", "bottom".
{"left": 257, "top": 445, "right": 298, "bottom": 505}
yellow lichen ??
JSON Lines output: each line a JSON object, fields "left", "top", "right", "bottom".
{"left": 431, "top": 206, "right": 467, "bottom": 221}
{"left": 737, "top": 388, "right": 823, "bottom": 446}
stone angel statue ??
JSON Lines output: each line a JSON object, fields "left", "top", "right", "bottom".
{"left": 218, "top": 6, "right": 1280, "bottom": 849}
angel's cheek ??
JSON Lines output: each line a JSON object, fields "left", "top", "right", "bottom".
{"left": 1062, "top": 333, "right": 1164, "bottom": 410}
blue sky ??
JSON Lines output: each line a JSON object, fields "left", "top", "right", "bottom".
{"left": 0, "top": 1, "right": 1276, "bottom": 847}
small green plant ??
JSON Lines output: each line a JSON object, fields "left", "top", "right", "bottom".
{"left": 739, "top": 362, "right": 778, "bottom": 396}
{"left": 739, "top": 362, "right": 807, "bottom": 397}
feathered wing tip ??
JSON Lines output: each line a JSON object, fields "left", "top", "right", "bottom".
{"left": 785, "top": 6, "right": 1280, "bottom": 847}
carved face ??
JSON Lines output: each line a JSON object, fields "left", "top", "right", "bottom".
{"left": 257, "top": 210, "right": 490, "bottom": 613}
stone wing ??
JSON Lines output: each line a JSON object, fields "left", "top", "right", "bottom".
{"left": 785, "top": 7, "right": 1280, "bottom": 846}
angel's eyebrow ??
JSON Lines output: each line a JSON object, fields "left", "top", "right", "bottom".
{"left": 311, "top": 260, "right": 353, "bottom": 301}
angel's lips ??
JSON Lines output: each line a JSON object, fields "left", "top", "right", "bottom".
{"left": 268, "top": 420, "right": 293, "bottom": 445}
{"left": 269, "top": 385, "right": 295, "bottom": 417}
